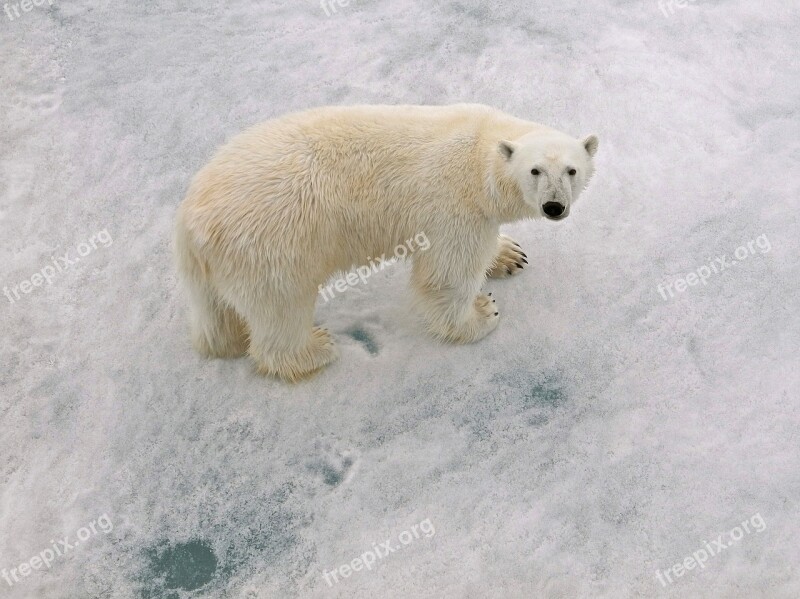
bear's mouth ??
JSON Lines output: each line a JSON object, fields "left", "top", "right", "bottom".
{"left": 542, "top": 202, "right": 568, "bottom": 221}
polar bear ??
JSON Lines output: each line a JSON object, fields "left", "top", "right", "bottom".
{"left": 175, "top": 104, "right": 598, "bottom": 382}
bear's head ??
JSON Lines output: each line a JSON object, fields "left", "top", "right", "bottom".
{"left": 498, "top": 131, "right": 598, "bottom": 221}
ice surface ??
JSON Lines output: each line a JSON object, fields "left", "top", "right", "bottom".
{"left": 1, "top": 0, "right": 799, "bottom": 597}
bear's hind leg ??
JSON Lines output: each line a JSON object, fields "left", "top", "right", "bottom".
{"left": 234, "top": 289, "right": 338, "bottom": 382}
{"left": 186, "top": 279, "right": 249, "bottom": 358}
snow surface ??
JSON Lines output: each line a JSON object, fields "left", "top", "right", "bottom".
{"left": 1, "top": 0, "right": 799, "bottom": 597}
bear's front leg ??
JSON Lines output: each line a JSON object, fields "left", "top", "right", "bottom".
{"left": 411, "top": 234, "right": 500, "bottom": 344}
{"left": 486, "top": 234, "right": 527, "bottom": 279}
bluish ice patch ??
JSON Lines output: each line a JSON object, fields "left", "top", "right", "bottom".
{"left": 521, "top": 377, "right": 567, "bottom": 410}
{"left": 346, "top": 325, "right": 380, "bottom": 356}
{"left": 140, "top": 540, "right": 218, "bottom": 597}
{"left": 132, "top": 482, "right": 309, "bottom": 597}
{"left": 307, "top": 455, "right": 354, "bottom": 487}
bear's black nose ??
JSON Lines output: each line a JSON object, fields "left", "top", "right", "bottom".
{"left": 542, "top": 202, "right": 566, "bottom": 219}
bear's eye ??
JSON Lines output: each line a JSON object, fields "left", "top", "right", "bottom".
{"left": 568, "top": 168, "right": 577, "bottom": 176}
{"left": 531, "top": 169, "right": 540, "bottom": 176}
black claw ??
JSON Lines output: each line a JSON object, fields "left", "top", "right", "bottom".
{"left": 513, "top": 242, "right": 521, "bottom": 248}
{"left": 506, "top": 268, "right": 512, "bottom": 275}
{"left": 488, "top": 292, "right": 492, "bottom": 296}
{"left": 520, "top": 252, "right": 527, "bottom": 259}
{"left": 515, "top": 262, "right": 523, "bottom": 269}
{"left": 494, "top": 312, "right": 499, "bottom": 316}
{"left": 521, "top": 257, "right": 528, "bottom": 264}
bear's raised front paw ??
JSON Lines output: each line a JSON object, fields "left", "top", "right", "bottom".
{"left": 487, "top": 234, "right": 527, "bottom": 279}
{"left": 430, "top": 293, "right": 499, "bottom": 344}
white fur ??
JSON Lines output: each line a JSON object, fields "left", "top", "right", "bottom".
{"left": 174, "top": 104, "right": 598, "bottom": 381}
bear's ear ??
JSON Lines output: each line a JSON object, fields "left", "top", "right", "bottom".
{"left": 581, "top": 134, "right": 599, "bottom": 157}
{"left": 498, "top": 140, "right": 517, "bottom": 160}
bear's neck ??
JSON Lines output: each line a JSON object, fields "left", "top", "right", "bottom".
{"left": 484, "top": 146, "right": 535, "bottom": 224}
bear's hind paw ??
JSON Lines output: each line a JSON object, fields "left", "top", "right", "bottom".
{"left": 253, "top": 327, "right": 338, "bottom": 382}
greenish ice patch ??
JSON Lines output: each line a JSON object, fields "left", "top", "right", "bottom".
{"left": 347, "top": 326, "right": 380, "bottom": 355}
{"left": 522, "top": 379, "right": 566, "bottom": 409}
{"left": 140, "top": 540, "right": 218, "bottom": 597}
